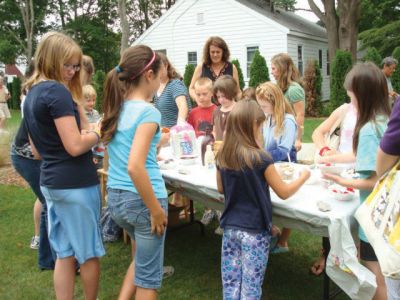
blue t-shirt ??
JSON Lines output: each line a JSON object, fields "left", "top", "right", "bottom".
{"left": 23, "top": 81, "right": 98, "bottom": 189}
{"left": 218, "top": 157, "right": 273, "bottom": 233}
{"left": 154, "top": 79, "right": 191, "bottom": 128}
{"left": 263, "top": 113, "right": 297, "bottom": 162}
{"left": 355, "top": 116, "right": 388, "bottom": 242}
{"left": 107, "top": 100, "right": 167, "bottom": 199}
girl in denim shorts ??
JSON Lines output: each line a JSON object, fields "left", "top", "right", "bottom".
{"left": 23, "top": 32, "right": 105, "bottom": 299}
{"left": 101, "top": 45, "right": 168, "bottom": 299}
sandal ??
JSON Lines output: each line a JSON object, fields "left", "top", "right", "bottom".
{"left": 163, "top": 265, "right": 174, "bottom": 279}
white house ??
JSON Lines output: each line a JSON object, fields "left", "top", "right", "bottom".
{"left": 134, "top": 0, "right": 330, "bottom": 100}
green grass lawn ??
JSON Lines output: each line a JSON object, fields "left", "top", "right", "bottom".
{"left": 1, "top": 112, "right": 350, "bottom": 299}
{"left": 0, "top": 185, "right": 350, "bottom": 300}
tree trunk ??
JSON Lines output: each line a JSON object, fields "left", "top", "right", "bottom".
{"left": 308, "top": 0, "right": 361, "bottom": 62}
{"left": 16, "top": 0, "right": 34, "bottom": 64}
{"left": 337, "top": 0, "right": 361, "bottom": 61}
{"left": 58, "top": 0, "right": 66, "bottom": 28}
{"left": 118, "top": 0, "right": 129, "bottom": 53}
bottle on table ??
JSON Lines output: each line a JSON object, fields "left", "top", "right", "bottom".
{"left": 201, "top": 126, "right": 215, "bottom": 166}
{"left": 204, "top": 144, "right": 215, "bottom": 169}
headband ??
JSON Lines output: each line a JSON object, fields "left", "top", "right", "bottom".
{"left": 131, "top": 51, "right": 156, "bottom": 80}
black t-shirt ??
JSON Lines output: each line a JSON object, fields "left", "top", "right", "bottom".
{"left": 218, "top": 157, "right": 273, "bottom": 233}
{"left": 23, "top": 81, "right": 98, "bottom": 189}
{"left": 201, "top": 62, "right": 233, "bottom": 82}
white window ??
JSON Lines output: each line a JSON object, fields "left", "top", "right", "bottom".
{"left": 188, "top": 52, "right": 197, "bottom": 66}
{"left": 297, "top": 45, "right": 303, "bottom": 75}
{"left": 247, "top": 46, "right": 259, "bottom": 78}
{"left": 326, "top": 50, "right": 330, "bottom": 76}
{"left": 318, "top": 49, "right": 323, "bottom": 69}
{"left": 196, "top": 13, "right": 204, "bottom": 25}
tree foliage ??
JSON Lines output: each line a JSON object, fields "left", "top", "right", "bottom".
{"left": 93, "top": 70, "right": 106, "bottom": 113}
{"left": 249, "top": 51, "right": 270, "bottom": 88}
{"left": 362, "top": 47, "right": 382, "bottom": 67}
{"left": 183, "top": 64, "right": 195, "bottom": 89}
{"left": 329, "top": 50, "right": 353, "bottom": 113}
{"left": 359, "top": 21, "right": 400, "bottom": 57}
{"left": 391, "top": 47, "right": 400, "bottom": 94}
{"left": 304, "top": 60, "right": 322, "bottom": 117}
{"left": 274, "top": 0, "right": 296, "bottom": 11}
{"left": 11, "top": 77, "right": 22, "bottom": 110}
{"left": 231, "top": 59, "right": 245, "bottom": 90}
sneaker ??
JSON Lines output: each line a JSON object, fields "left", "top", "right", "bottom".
{"left": 214, "top": 226, "right": 224, "bottom": 236}
{"left": 163, "top": 266, "right": 174, "bottom": 279}
{"left": 30, "top": 236, "right": 40, "bottom": 249}
{"left": 200, "top": 210, "right": 215, "bottom": 225}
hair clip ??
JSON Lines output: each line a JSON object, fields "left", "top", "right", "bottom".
{"left": 115, "top": 65, "right": 123, "bottom": 73}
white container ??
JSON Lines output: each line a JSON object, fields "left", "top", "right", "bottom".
{"left": 328, "top": 184, "right": 355, "bottom": 201}
{"left": 204, "top": 145, "right": 215, "bottom": 169}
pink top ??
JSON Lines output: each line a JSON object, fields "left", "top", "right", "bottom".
{"left": 338, "top": 103, "right": 357, "bottom": 153}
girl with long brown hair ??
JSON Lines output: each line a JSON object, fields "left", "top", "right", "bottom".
{"left": 216, "top": 100, "right": 310, "bottom": 299}
{"left": 271, "top": 53, "right": 305, "bottom": 152}
{"left": 101, "top": 45, "right": 168, "bottom": 300}
{"left": 324, "top": 62, "right": 391, "bottom": 300}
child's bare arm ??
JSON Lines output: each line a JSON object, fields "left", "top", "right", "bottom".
{"left": 324, "top": 172, "right": 378, "bottom": 191}
{"left": 216, "top": 170, "right": 224, "bottom": 194}
{"left": 264, "top": 164, "right": 310, "bottom": 199}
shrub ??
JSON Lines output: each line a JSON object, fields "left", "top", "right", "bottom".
{"left": 362, "top": 47, "right": 382, "bottom": 67}
{"left": 231, "top": 59, "right": 245, "bottom": 90}
{"left": 93, "top": 70, "right": 106, "bottom": 113}
{"left": 11, "top": 77, "right": 21, "bottom": 110}
{"left": 329, "top": 50, "right": 353, "bottom": 113}
{"left": 183, "top": 64, "right": 195, "bottom": 89}
{"left": 391, "top": 47, "right": 400, "bottom": 94}
{"left": 304, "top": 60, "right": 323, "bottom": 117}
{"left": 248, "top": 50, "right": 270, "bottom": 88}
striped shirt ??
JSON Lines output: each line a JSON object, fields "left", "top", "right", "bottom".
{"left": 154, "top": 79, "right": 191, "bottom": 128}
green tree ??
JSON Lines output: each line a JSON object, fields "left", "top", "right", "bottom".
{"left": 274, "top": 0, "right": 296, "bottom": 11}
{"left": 359, "top": 0, "right": 400, "bottom": 32}
{"left": 329, "top": 50, "right": 353, "bottom": 113}
{"left": 231, "top": 59, "right": 245, "bottom": 90}
{"left": 362, "top": 47, "right": 382, "bottom": 67}
{"left": 304, "top": 60, "right": 322, "bottom": 117}
{"left": 11, "top": 77, "right": 21, "bottom": 110}
{"left": 248, "top": 51, "right": 269, "bottom": 88}
{"left": 391, "top": 47, "right": 400, "bottom": 94}
{"left": 93, "top": 70, "right": 106, "bottom": 113}
{"left": 359, "top": 20, "right": 400, "bottom": 57}
{"left": 183, "top": 64, "right": 195, "bottom": 89}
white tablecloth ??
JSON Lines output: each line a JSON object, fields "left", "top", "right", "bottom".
{"left": 159, "top": 148, "right": 376, "bottom": 299}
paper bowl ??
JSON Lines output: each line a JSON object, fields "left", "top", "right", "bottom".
{"left": 328, "top": 185, "right": 355, "bottom": 201}
{"left": 318, "top": 163, "right": 347, "bottom": 175}
{"left": 275, "top": 162, "right": 297, "bottom": 181}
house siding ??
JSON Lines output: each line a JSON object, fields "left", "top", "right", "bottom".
{"left": 287, "top": 34, "right": 330, "bottom": 100}
{"left": 135, "top": 0, "right": 288, "bottom": 83}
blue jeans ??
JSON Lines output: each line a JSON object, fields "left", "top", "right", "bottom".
{"left": 107, "top": 188, "right": 168, "bottom": 289}
{"left": 11, "top": 152, "right": 56, "bottom": 270}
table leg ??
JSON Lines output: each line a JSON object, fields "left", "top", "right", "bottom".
{"left": 322, "top": 237, "right": 344, "bottom": 300}
{"left": 323, "top": 237, "right": 330, "bottom": 300}
{"left": 168, "top": 199, "right": 205, "bottom": 236}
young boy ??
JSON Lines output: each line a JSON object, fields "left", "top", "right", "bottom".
{"left": 0, "top": 76, "right": 11, "bottom": 132}
{"left": 82, "top": 84, "right": 104, "bottom": 168}
{"left": 187, "top": 77, "right": 217, "bottom": 137}
{"left": 212, "top": 75, "right": 237, "bottom": 141}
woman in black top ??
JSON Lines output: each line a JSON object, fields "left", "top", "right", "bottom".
{"left": 189, "top": 36, "right": 241, "bottom": 100}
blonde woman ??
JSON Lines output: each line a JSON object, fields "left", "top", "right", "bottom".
{"left": 256, "top": 82, "right": 297, "bottom": 162}
{"left": 23, "top": 32, "right": 105, "bottom": 300}
{"left": 271, "top": 53, "right": 305, "bottom": 152}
